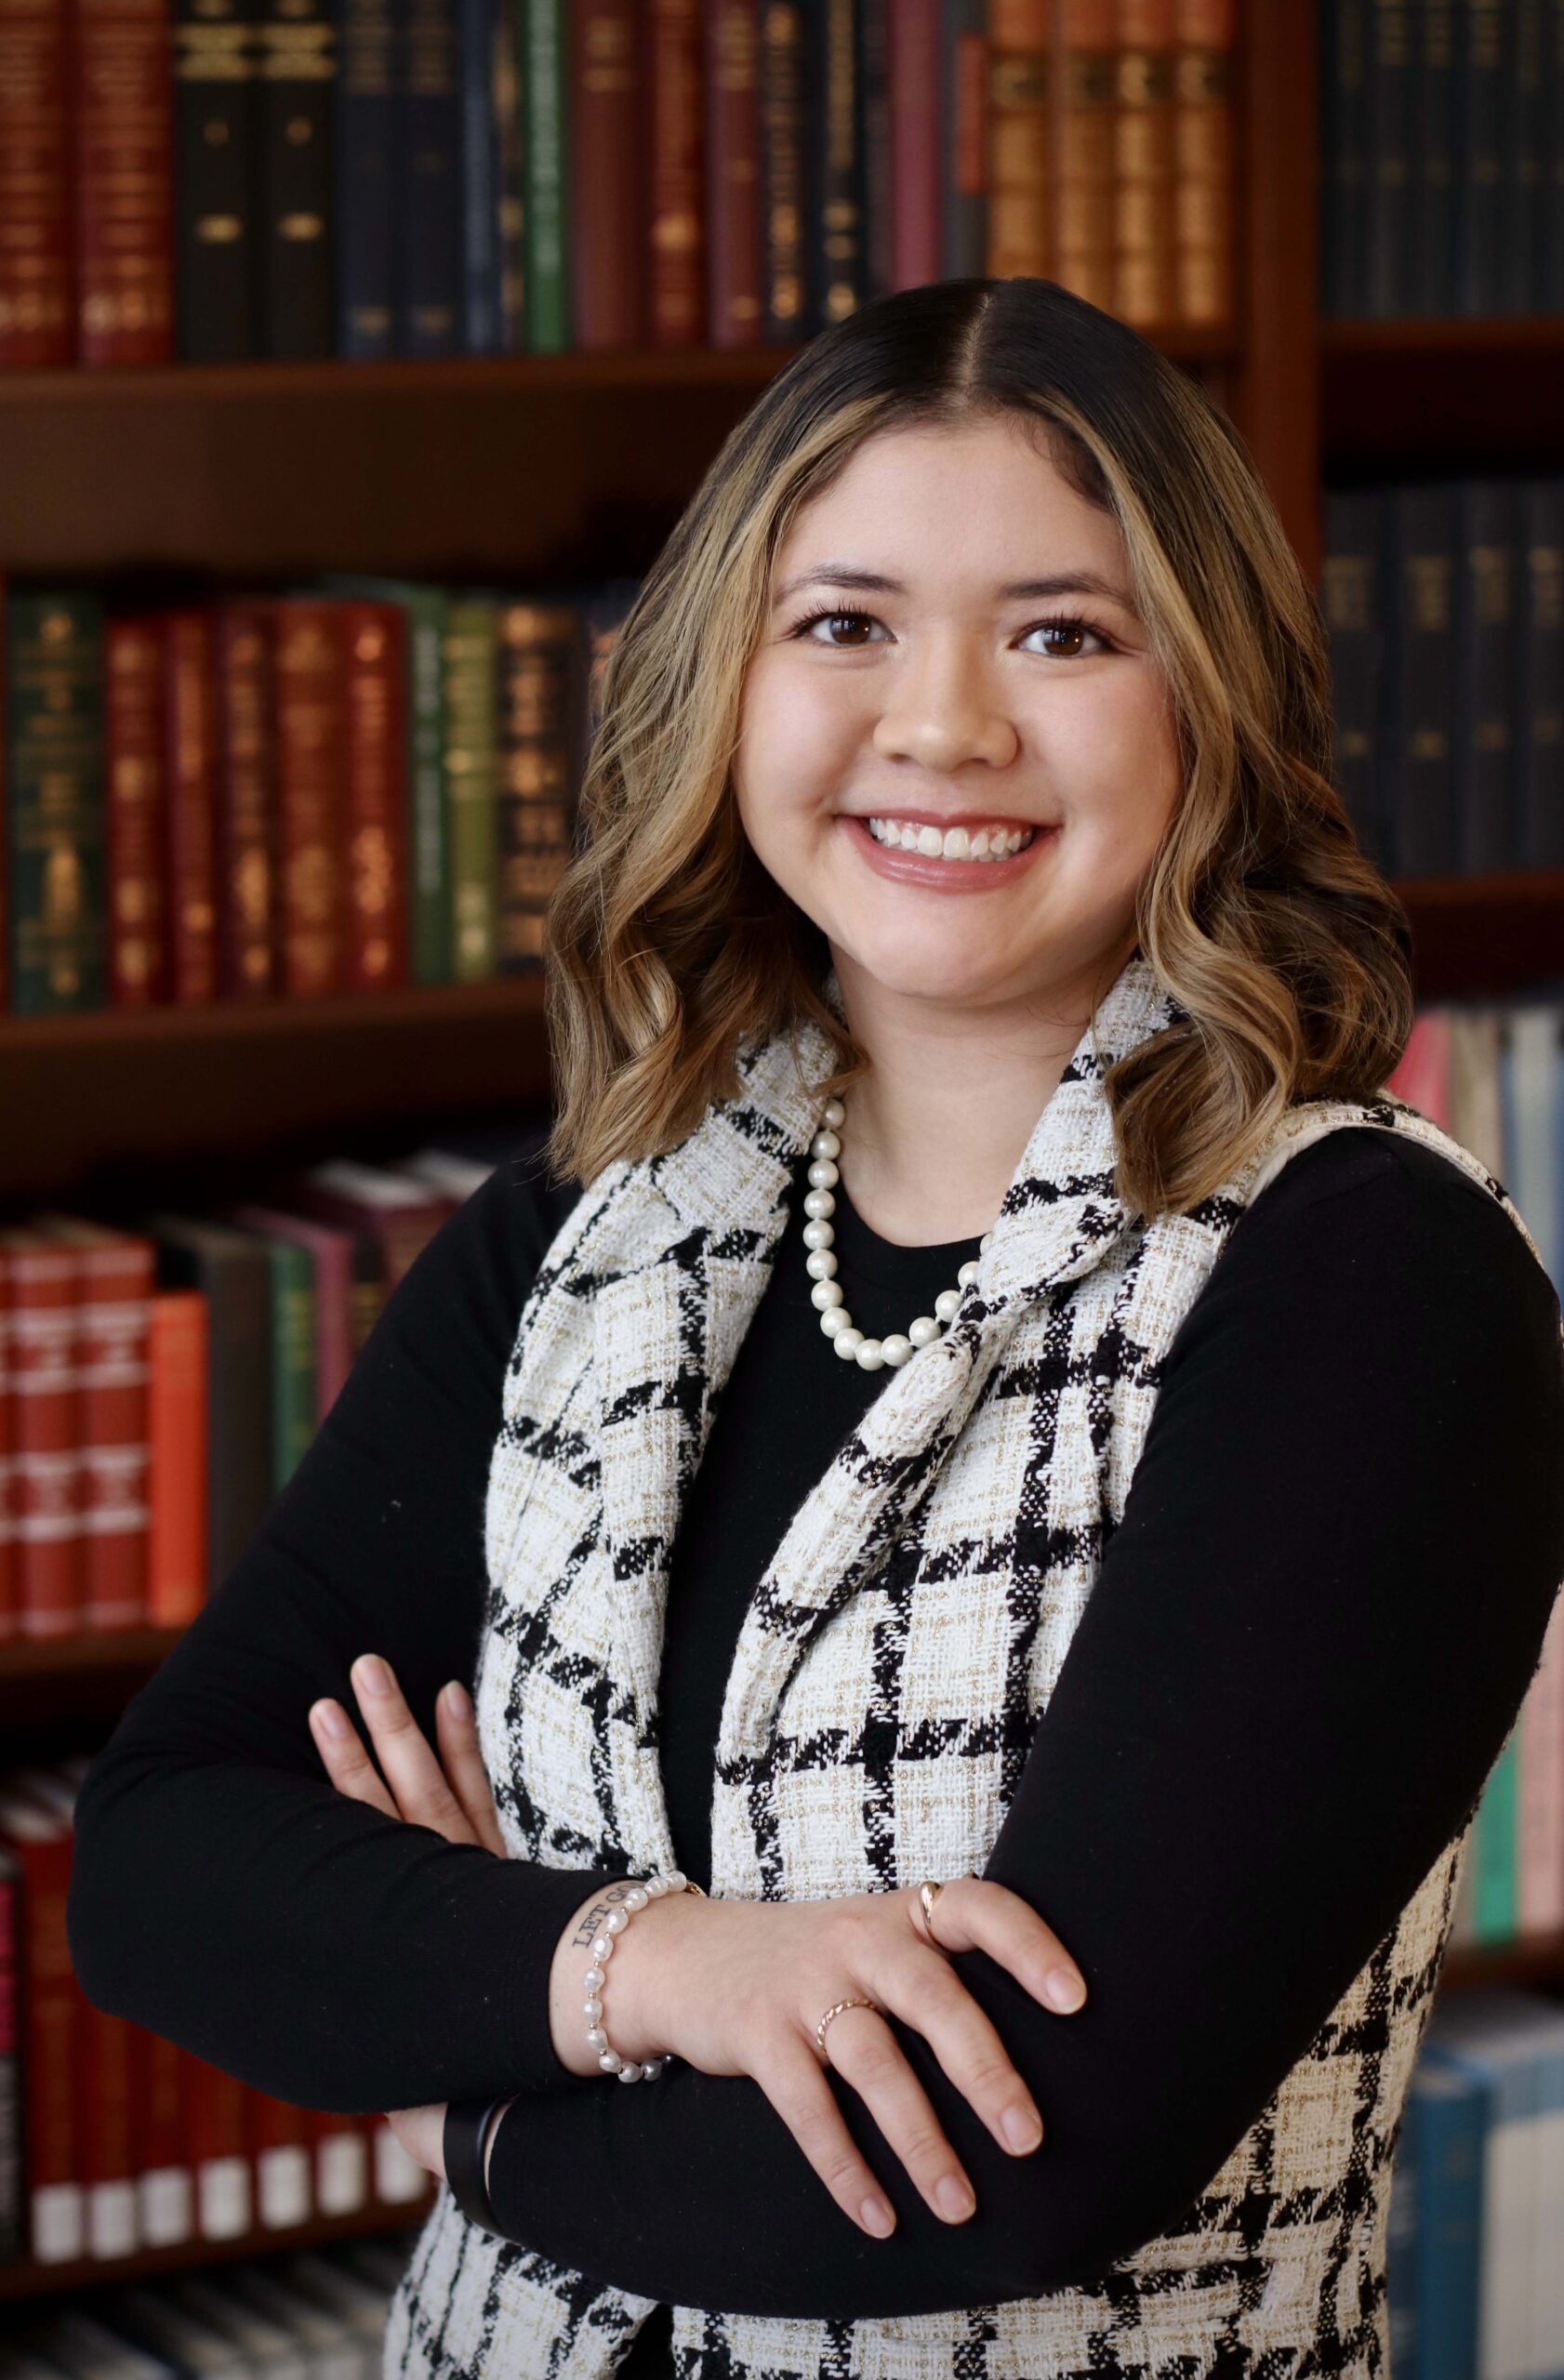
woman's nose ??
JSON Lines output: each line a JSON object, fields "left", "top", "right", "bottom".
{"left": 869, "top": 641, "right": 1018, "bottom": 774}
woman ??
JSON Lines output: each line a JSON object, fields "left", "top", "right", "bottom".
{"left": 68, "top": 277, "right": 1564, "bottom": 2379}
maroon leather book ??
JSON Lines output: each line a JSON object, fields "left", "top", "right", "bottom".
{"left": 645, "top": 0, "right": 703, "bottom": 347}
{"left": 890, "top": 0, "right": 941, "bottom": 289}
{"left": 340, "top": 601, "right": 408, "bottom": 993}
{"left": 703, "top": 0, "right": 762, "bottom": 348}
{"left": 273, "top": 599, "right": 344, "bottom": 998}
{"left": 104, "top": 615, "right": 171, "bottom": 1005}
{"left": 569, "top": 0, "right": 643, "bottom": 350}
{"left": 71, "top": 0, "right": 175, "bottom": 364}
{"left": 163, "top": 610, "right": 219, "bottom": 1004}
{"left": 0, "top": 0, "right": 73, "bottom": 365}
{"left": 213, "top": 599, "right": 278, "bottom": 1001}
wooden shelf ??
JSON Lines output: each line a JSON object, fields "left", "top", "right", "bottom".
{"left": 1441, "top": 1932, "right": 1564, "bottom": 1992}
{"left": 1396, "top": 869, "right": 1564, "bottom": 1001}
{"left": 0, "top": 2193, "right": 431, "bottom": 2306}
{"left": 1321, "top": 315, "right": 1564, "bottom": 470}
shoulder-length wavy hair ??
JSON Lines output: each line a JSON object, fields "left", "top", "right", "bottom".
{"left": 543, "top": 274, "right": 1412, "bottom": 1219}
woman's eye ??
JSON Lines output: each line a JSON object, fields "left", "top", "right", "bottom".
{"left": 790, "top": 609, "right": 1113, "bottom": 657}
{"left": 1020, "top": 615, "right": 1112, "bottom": 658}
{"left": 792, "top": 609, "right": 884, "bottom": 648}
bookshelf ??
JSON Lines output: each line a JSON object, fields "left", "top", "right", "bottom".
{"left": 2, "top": 0, "right": 1563, "bottom": 2317}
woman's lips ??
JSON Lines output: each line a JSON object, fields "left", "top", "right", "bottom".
{"left": 842, "top": 812, "right": 1059, "bottom": 891}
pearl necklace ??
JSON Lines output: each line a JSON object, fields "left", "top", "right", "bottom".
{"left": 803, "top": 1097, "right": 993, "bottom": 1370}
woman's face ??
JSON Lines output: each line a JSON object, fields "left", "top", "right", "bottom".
{"left": 732, "top": 417, "right": 1183, "bottom": 1017}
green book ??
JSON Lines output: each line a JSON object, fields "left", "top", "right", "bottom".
{"left": 521, "top": 0, "right": 569, "bottom": 352}
{"left": 267, "top": 1236, "right": 317, "bottom": 1492}
{"left": 1471, "top": 1725, "right": 1519, "bottom": 1944}
{"left": 6, "top": 591, "right": 106, "bottom": 1014}
{"left": 444, "top": 598, "right": 499, "bottom": 982}
{"left": 321, "top": 575, "right": 451, "bottom": 985}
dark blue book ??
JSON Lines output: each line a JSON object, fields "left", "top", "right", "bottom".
{"left": 397, "top": 0, "right": 462, "bottom": 353}
{"left": 1319, "top": 0, "right": 1370, "bottom": 316}
{"left": 1385, "top": 2082, "right": 1422, "bottom": 2377}
{"left": 258, "top": 0, "right": 337, "bottom": 357}
{"left": 458, "top": 0, "right": 501, "bottom": 351}
{"left": 1508, "top": 0, "right": 1546, "bottom": 314}
{"left": 1322, "top": 488, "right": 1388, "bottom": 873}
{"left": 1410, "top": 0, "right": 1456, "bottom": 314}
{"left": 1517, "top": 478, "right": 1564, "bottom": 871}
{"left": 1453, "top": 479, "right": 1518, "bottom": 876}
{"left": 1451, "top": 0, "right": 1508, "bottom": 314}
{"left": 1383, "top": 482, "right": 1460, "bottom": 881}
{"left": 1365, "top": 0, "right": 1414, "bottom": 316}
{"left": 802, "top": 0, "right": 866, "bottom": 337}
{"left": 1405, "top": 2055, "right": 1484, "bottom": 2380}
{"left": 172, "top": 0, "right": 262, "bottom": 361}
{"left": 1544, "top": 0, "right": 1564, "bottom": 311}
{"left": 333, "top": 0, "right": 396, "bottom": 358}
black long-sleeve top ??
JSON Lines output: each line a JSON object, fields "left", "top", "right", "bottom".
{"left": 66, "top": 1120, "right": 1564, "bottom": 2331}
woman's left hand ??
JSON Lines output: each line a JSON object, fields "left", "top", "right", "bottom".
{"left": 308, "top": 1655, "right": 508, "bottom": 2180}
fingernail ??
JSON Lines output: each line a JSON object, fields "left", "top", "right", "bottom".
{"left": 312, "top": 1701, "right": 349, "bottom": 1740}
{"left": 442, "top": 1681, "right": 471, "bottom": 1721}
{"left": 860, "top": 2196, "right": 895, "bottom": 2236}
{"left": 1002, "top": 2104, "right": 1042, "bottom": 2152}
{"left": 936, "top": 2175, "right": 974, "bottom": 2221}
{"left": 355, "top": 1656, "right": 391, "bottom": 1697}
{"left": 1044, "top": 1970, "right": 1086, "bottom": 2013}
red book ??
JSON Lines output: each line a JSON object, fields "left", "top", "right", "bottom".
{"left": 35, "top": 1217, "right": 152, "bottom": 1630}
{"left": 71, "top": 0, "right": 174, "bottom": 364}
{"left": 645, "top": 0, "right": 703, "bottom": 348}
{"left": 133, "top": 2027, "right": 194, "bottom": 2244}
{"left": 163, "top": 610, "right": 219, "bottom": 1005}
{"left": 147, "top": 1286, "right": 206, "bottom": 1624}
{"left": 0, "top": 1246, "right": 16, "bottom": 1641}
{"left": 105, "top": 616, "right": 171, "bottom": 1005}
{"left": 340, "top": 602, "right": 409, "bottom": 993}
{"left": 306, "top": 2106, "right": 368, "bottom": 2215}
{"left": 273, "top": 600, "right": 345, "bottom": 998}
{"left": 0, "top": 1230, "right": 81, "bottom": 1639}
{"left": 186, "top": 2050, "right": 252, "bottom": 2239}
{"left": 0, "top": 0, "right": 73, "bottom": 365}
{"left": 213, "top": 600, "right": 278, "bottom": 1000}
{"left": 890, "top": 0, "right": 941, "bottom": 290}
{"left": 570, "top": 0, "right": 643, "bottom": 349}
{"left": 247, "top": 2089, "right": 311, "bottom": 2229}
{"left": 703, "top": 0, "right": 762, "bottom": 348}
{"left": 0, "top": 1789, "right": 80, "bottom": 2263}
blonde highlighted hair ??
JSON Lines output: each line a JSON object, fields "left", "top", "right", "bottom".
{"left": 543, "top": 275, "right": 1412, "bottom": 1219}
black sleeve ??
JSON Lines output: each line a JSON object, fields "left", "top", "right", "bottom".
{"left": 477, "top": 1130, "right": 1564, "bottom": 2315}
{"left": 65, "top": 1153, "right": 631, "bottom": 2114}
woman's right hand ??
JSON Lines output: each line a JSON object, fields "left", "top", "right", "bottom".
{"left": 550, "top": 1876, "right": 1086, "bottom": 2240}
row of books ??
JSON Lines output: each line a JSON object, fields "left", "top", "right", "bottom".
{"left": 0, "top": 2235, "right": 418, "bottom": 2376}
{"left": 0, "top": 575, "right": 638, "bottom": 1018}
{"left": 0, "top": 1122, "right": 537, "bottom": 1643}
{"left": 0, "top": 1761, "right": 431, "bottom": 2272}
{"left": 0, "top": 0, "right": 1241, "bottom": 374}
{"left": 1387, "top": 1988, "right": 1564, "bottom": 2380}
{"left": 1321, "top": 476, "right": 1564, "bottom": 884}
{"left": 1319, "top": 0, "right": 1564, "bottom": 319}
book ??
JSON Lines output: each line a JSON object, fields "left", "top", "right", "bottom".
{"left": 258, "top": 0, "right": 336, "bottom": 356}
{"left": 171, "top": 0, "right": 261, "bottom": 361}
{"left": 71, "top": 0, "right": 176, "bottom": 365}
{"left": 6, "top": 591, "right": 107, "bottom": 1016}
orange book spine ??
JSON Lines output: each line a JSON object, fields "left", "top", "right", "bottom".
{"left": 147, "top": 1287, "right": 206, "bottom": 1624}
{"left": 70, "top": 0, "right": 174, "bottom": 364}
{"left": 1053, "top": 0, "right": 1118, "bottom": 311}
{"left": 340, "top": 602, "right": 409, "bottom": 993}
{"left": 164, "top": 610, "right": 219, "bottom": 1005}
{"left": 105, "top": 617, "right": 171, "bottom": 1007}
{"left": 1, "top": 1235, "right": 81, "bottom": 1640}
{"left": 129, "top": 2021, "right": 193, "bottom": 2243}
{"left": 645, "top": 0, "right": 703, "bottom": 347}
{"left": 273, "top": 601, "right": 345, "bottom": 998}
{"left": 0, "top": 1249, "right": 15, "bottom": 1642}
{"left": 1171, "top": 0, "right": 1235, "bottom": 326}
{"left": 986, "top": 0, "right": 1053, "bottom": 280}
{"left": 1114, "top": 0, "right": 1177, "bottom": 324}
{"left": 0, "top": 0, "right": 73, "bottom": 365}
{"left": 73, "top": 1232, "right": 153, "bottom": 1630}
{"left": 0, "top": 1810, "right": 81, "bottom": 2263}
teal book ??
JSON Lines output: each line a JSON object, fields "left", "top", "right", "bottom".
{"left": 1471, "top": 1726, "right": 1519, "bottom": 1943}
{"left": 267, "top": 1236, "right": 316, "bottom": 1491}
{"left": 6, "top": 591, "right": 106, "bottom": 1015}
{"left": 520, "top": 0, "right": 568, "bottom": 350}
{"left": 444, "top": 597, "right": 499, "bottom": 982}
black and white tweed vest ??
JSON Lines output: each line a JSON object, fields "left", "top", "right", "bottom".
{"left": 385, "top": 950, "right": 1546, "bottom": 2380}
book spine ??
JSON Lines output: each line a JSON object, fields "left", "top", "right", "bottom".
{"left": 172, "top": 0, "right": 260, "bottom": 361}
{"left": 646, "top": 0, "right": 703, "bottom": 347}
{"left": 1452, "top": 0, "right": 1506, "bottom": 314}
{"left": 939, "top": 0, "right": 987, "bottom": 278}
{"left": 186, "top": 2052, "right": 252, "bottom": 2238}
{"left": 340, "top": 600, "right": 409, "bottom": 990}
{"left": 258, "top": 0, "right": 336, "bottom": 356}
{"left": 146, "top": 1287, "right": 206, "bottom": 1625}
{"left": 6, "top": 592, "right": 106, "bottom": 1017}
{"left": 6, "top": 1244, "right": 82, "bottom": 1639}
{"left": 247, "top": 2090, "right": 311, "bottom": 2228}
{"left": 104, "top": 617, "right": 171, "bottom": 1006}
{"left": 77, "top": 1985, "right": 139, "bottom": 2257}
{"left": 1412, "top": 0, "right": 1456, "bottom": 314}
{"left": 267, "top": 1239, "right": 315, "bottom": 1491}
{"left": 399, "top": 0, "right": 461, "bottom": 353}
{"left": 213, "top": 600, "right": 278, "bottom": 999}
{"left": 0, "top": 0, "right": 73, "bottom": 366}
{"left": 307, "top": 2106, "right": 368, "bottom": 2213}
{"left": 273, "top": 601, "right": 344, "bottom": 996}
{"left": 859, "top": 0, "right": 893, "bottom": 298}
{"left": 705, "top": 0, "right": 763, "bottom": 346}
{"left": 1384, "top": 483, "right": 1459, "bottom": 881}
{"left": 1384, "top": 2080, "right": 1420, "bottom": 2373}
{"left": 806, "top": 0, "right": 866, "bottom": 331}
{"left": 129, "top": 2021, "right": 192, "bottom": 2243}
{"left": 13, "top": 1831, "right": 81, "bottom": 2261}
{"left": 72, "top": 0, "right": 176, "bottom": 364}
{"left": 569, "top": 0, "right": 642, "bottom": 350}
{"left": 1413, "top": 2058, "right": 1485, "bottom": 2380}
{"left": 0, "top": 1853, "right": 18, "bottom": 2261}
{"left": 399, "top": 588, "right": 450, "bottom": 985}
{"left": 497, "top": 600, "right": 583, "bottom": 976}
{"left": 333, "top": 0, "right": 395, "bottom": 357}
{"left": 0, "top": 1263, "right": 14, "bottom": 1643}
{"left": 1510, "top": 0, "right": 1545, "bottom": 313}
{"left": 1544, "top": 0, "right": 1564, "bottom": 311}
{"left": 986, "top": 0, "right": 1051, "bottom": 280}
{"left": 1517, "top": 1586, "right": 1564, "bottom": 1934}
{"left": 458, "top": 0, "right": 499, "bottom": 350}
{"left": 889, "top": 0, "right": 940, "bottom": 291}
{"left": 1170, "top": 0, "right": 1233, "bottom": 326}
{"left": 521, "top": 0, "right": 569, "bottom": 350}
{"left": 1320, "top": 0, "right": 1369, "bottom": 316}
{"left": 1471, "top": 1724, "right": 1519, "bottom": 1939}
{"left": 164, "top": 611, "right": 220, "bottom": 1005}
{"left": 1366, "top": 0, "right": 1413, "bottom": 318}
{"left": 1054, "top": 0, "right": 1118, "bottom": 314}
{"left": 1517, "top": 478, "right": 1564, "bottom": 870}
{"left": 493, "top": 0, "right": 525, "bottom": 348}
{"left": 1114, "top": 0, "right": 1175, "bottom": 326}
{"left": 1453, "top": 478, "right": 1517, "bottom": 876}
{"left": 757, "top": 0, "right": 807, "bottom": 339}
{"left": 75, "top": 1236, "right": 152, "bottom": 1630}
{"left": 444, "top": 600, "right": 498, "bottom": 982}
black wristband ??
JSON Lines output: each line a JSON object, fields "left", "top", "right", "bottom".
{"left": 444, "top": 2093, "right": 513, "bottom": 2234}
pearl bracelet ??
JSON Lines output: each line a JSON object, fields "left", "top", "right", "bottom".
{"left": 584, "top": 1867, "right": 705, "bottom": 2082}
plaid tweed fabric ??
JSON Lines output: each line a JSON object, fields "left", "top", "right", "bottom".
{"left": 384, "top": 950, "right": 1549, "bottom": 2380}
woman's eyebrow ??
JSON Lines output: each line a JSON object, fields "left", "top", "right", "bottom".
{"left": 771, "top": 564, "right": 1138, "bottom": 610}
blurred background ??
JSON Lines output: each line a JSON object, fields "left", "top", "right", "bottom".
{"left": 0, "top": 5, "right": 1559, "bottom": 2374}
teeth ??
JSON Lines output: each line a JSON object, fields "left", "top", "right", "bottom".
{"left": 865, "top": 816, "right": 1038, "bottom": 861}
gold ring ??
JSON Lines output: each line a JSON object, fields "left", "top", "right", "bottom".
{"left": 815, "top": 1995, "right": 881, "bottom": 2061}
